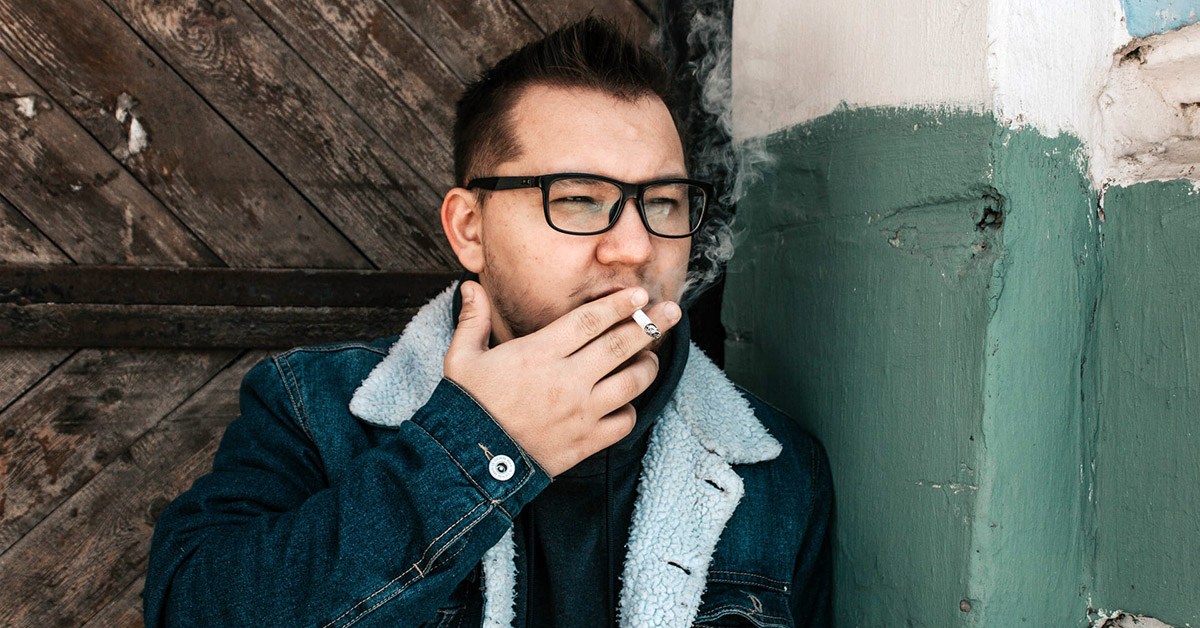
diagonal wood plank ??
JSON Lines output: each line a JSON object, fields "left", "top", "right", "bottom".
{"left": 381, "top": 0, "right": 541, "bottom": 82}
{"left": 0, "top": 52, "right": 221, "bottom": 267}
{"left": 515, "top": 0, "right": 658, "bottom": 43}
{"left": 0, "top": 0, "right": 370, "bottom": 269}
{"left": 0, "top": 350, "right": 269, "bottom": 628}
{"left": 79, "top": 573, "right": 144, "bottom": 628}
{"left": 0, "top": 349, "right": 73, "bottom": 414}
{"left": 247, "top": 0, "right": 459, "bottom": 186}
{"left": 103, "top": 0, "right": 458, "bottom": 271}
{"left": 0, "top": 348, "right": 240, "bottom": 554}
{"left": 0, "top": 193, "right": 71, "bottom": 264}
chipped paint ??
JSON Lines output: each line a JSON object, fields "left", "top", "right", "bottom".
{"left": 127, "top": 115, "right": 148, "bottom": 156}
{"left": 13, "top": 96, "right": 37, "bottom": 119}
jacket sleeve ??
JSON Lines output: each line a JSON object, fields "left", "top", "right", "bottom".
{"left": 789, "top": 440, "right": 834, "bottom": 627}
{"left": 144, "top": 356, "right": 550, "bottom": 628}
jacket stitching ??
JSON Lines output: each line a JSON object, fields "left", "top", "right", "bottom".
{"left": 695, "top": 603, "right": 790, "bottom": 625}
{"left": 276, "top": 355, "right": 315, "bottom": 439}
{"left": 442, "top": 377, "right": 547, "bottom": 478}
{"left": 708, "top": 569, "right": 790, "bottom": 588}
{"left": 279, "top": 342, "right": 390, "bottom": 357}
{"left": 409, "top": 418, "right": 536, "bottom": 502}
{"left": 333, "top": 502, "right": 495, "bottom": 628}
{"left": 322, "top": 500, "right": 489, "bottom": 628}
{"left": 270, "top": 356, "right": 317, "bottom": 443}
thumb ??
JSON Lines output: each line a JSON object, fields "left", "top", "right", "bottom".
{"left": 448, "top": 280, "right": 492, "bottom": 360}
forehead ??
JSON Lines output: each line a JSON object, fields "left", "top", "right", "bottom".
{"left": 501, "top": 84, "right": 686, "bottom": 181}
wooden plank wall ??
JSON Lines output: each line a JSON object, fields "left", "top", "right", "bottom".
{"left": 0, "top": 1, "right": 656, "bottom": 626}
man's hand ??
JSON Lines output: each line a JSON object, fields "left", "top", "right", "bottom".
{"left": 443, "top": 280, "right": 682, "bottom": 478}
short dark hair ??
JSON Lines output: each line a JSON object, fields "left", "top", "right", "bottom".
{"left": 453, "top": 16, "right": 680, "bottom": 188}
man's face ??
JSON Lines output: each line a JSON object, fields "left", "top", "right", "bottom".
{"left": 468, "top": 85, "right": 691, "bottom": 347}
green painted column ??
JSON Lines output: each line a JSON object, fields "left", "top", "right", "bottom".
{"left": 723, "top": 108, "right": 1108, "bottom": 626}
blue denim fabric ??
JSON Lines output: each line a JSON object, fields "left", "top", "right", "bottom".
{"left": 144, "top": 338, "right": 832, "bottom": 627}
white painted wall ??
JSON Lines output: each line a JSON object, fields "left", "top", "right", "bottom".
{"left": 731, "top": 0, "right": 992, "bottom": 140}
{"left": 733, "top": 0, "right": 1200, "bottom": 187}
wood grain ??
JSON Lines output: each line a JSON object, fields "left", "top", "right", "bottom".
{"left": 1, "top": 264, "right": 456, "bottom": 307}
{"left": 515, "top": 0, "right": 658, "bottom": 43}
{"left": 381, "top": 0, "right": 540, "bottom": 81}
{"left": 103, "top": 0, "right": 458, "bottom": 271}
{"left": 78, "top": 573, "right": 144, "bottom": 628}
{"left": 0, "top": 0, "right": 370, "bottom": 269}
{"left": 0, "top": 52, "right": 220, "bottom": 267}
{"left": 0, "top": 303, "right": 422, "bottom": 348}
{"left": 247, "top": 0, "right": 460, "bottom": 185}
{"left": 0, "top": 194, "right": 70, "bottom": 264}
{"left": 0, "top": 349, "right": 239, "bottom": 553}
{"left": 0, "top": 351, "right": 268, "bottom": 628}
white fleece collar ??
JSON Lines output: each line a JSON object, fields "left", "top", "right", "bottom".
{"left": 349, "top": 284, "right": 782, "bottom": 627}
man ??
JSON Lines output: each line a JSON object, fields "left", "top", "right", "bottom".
{"left": 145, "top": 16, "right": 831, "bottom": 628}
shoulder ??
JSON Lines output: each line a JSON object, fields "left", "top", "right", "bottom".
{"left": 733, "top": 384, "right": 833, "bottom": 506}
{"left": 267, "top": 336, "right": 396, "bottom": 391}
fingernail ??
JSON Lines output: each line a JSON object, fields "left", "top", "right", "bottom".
{"left": 462, "top": 283, "right": 474, "bottom": 304}
{"left": 664, "top": 302, "right": 681, "bottom": 323}
{"left": 631, "top": 288, "right": 648, "bottom": 307}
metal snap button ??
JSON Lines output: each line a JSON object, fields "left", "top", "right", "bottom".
{"left": 489, "top": 454, "right": 515, "bottom": 481}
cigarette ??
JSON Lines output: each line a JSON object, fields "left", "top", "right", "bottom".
{"left": 632, "top": 308, "right": 661, "bottom": 339}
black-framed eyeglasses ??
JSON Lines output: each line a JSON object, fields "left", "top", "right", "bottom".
{"left": 466, "top": 173, "right": 713, "bottom": 238}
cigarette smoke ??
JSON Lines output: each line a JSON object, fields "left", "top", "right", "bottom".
{"left": 664, "top": 0, "right": 776, "bottom": 308}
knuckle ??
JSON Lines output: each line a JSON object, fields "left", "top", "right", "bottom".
{"left": 606, "top": 331, "right": 630, "bottom": 357}
{"left": 576, "top": 309, "right": 604, "bottom": 337}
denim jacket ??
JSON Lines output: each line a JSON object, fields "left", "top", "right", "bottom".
{"left": 144, "top": 285, "right": 832, "bottom": 628}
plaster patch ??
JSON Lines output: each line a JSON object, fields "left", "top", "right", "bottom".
{"left": 128, "top": 116, "right": 148, "bottom": 156}
{"left": 1093, "top": 610, "right": 1178, "bottom": 628}
{"left": 987, "top": 0, "right": 1129, "bottom": 143}
{"left": 731, "top": 0, "right": 991, "bottom": 140}
{"left": 1094, "top": 22, "right": 1200, "bottom": 186}
{"left": 13, "top": 96, "right": 37, "bottom": 119}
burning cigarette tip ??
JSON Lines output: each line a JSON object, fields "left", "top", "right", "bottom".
{"left": 632, "top": 308, "right": 661, "bottom": 339}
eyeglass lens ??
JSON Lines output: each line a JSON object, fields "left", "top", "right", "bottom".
{"left": 546, "top": 177, "right": 704, "bottom": 236}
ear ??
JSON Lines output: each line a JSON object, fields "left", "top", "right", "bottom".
{"left": 441, "top": 186, "right": 485, "bottom": 273}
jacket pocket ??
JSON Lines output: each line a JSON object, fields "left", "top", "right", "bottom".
{"left": 692, "top": 580, "right": 793, "bottom": 628}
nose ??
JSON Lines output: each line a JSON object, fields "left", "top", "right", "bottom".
{"left": 595, "top": 197, "right": 653, "bottom": 266}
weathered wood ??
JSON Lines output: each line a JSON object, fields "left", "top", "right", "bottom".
{"left": 0, "top": 194, "right": 70, "bottom": 264}
{"left": 0, "top": 303, "right": 423, "bottom": 348}
{"left": 0, "top": 52, "right": 220, "bottom": 267}
{"left": 0, "top": 264, "right": 456, "bottom": 307}
{"left": 0, "top": 349, "right": 239, "bottom": 554}
{"left": 102, "top": 0, "right": 458, "bottom": 271}
{"left": 0, "top": 0, "right": 370, "bottom": 269}
{"left": 247, "top": 0, "right": 459, "bottom": 184}
{"left": 381, "top": 0, "right": 541, "bottom": 81}
{"left": 78, "top": 573, "right": 144, "bottom": 628}
{"left": 0, "top": 349, "right": 73, "bottom": 413}
{"left": 0, "top": 350, "right": 268, "bottom": 628}
{"left": 515, "top": 0, "right": 657, "bottom": 43}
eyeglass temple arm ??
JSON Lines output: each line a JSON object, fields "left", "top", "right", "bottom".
{"left": 466, "top": 176, "right": 539, "bottom": 190}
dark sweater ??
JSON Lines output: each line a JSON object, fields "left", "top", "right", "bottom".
{"left": 451, "top": 275, "right": 690, "bottom": 627}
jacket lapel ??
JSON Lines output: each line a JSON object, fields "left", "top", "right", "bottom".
{"left": 348, "top": 285, "right": 783, "bottom": 628}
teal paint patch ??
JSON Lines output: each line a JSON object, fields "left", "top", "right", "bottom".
{"left": 724, "top": 108, "right": 999, "bottom": 627}
{"left": 1095, "top": 181, "right": 1200, "bottom": 626}
{"left": 1121, "top": 0, "right": 1200, "bottom": 36}
{"left": 966, "top": 127, "right": 1100, "bottom": 627}
{"left": 725, "top": 109, "right": 1103, "bottom": 627}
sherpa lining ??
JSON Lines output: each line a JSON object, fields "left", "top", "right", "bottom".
{"left": 348, "top": 283, "right": 782, "bottom": 627}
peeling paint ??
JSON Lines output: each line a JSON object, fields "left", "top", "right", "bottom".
{"left": 1093, "top": 610, "right": 1179, "bottom": 628}
{"left": 13, "top": 96, "right": 37, "bottom": 119}
{"left": 1093, "top": 22, "right": 1200, "bottom": 186}
{"left": 127, "top": 115, "right": 148, "bottom": 156}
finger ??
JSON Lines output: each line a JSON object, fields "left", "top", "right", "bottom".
{"left": 537, "top": 287, "right": 650, "bottom": 356}
{"left": 445, "top": 281, "right": 492, "bottom": 369}
{"left": 588, "top": 404, "right": 638, "bottom": 451}
{"left": 589, "top": 350, "right": 660, "bottom": 416}
{"left": 574, "top": 300, "right": 681, "bottom": 380}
